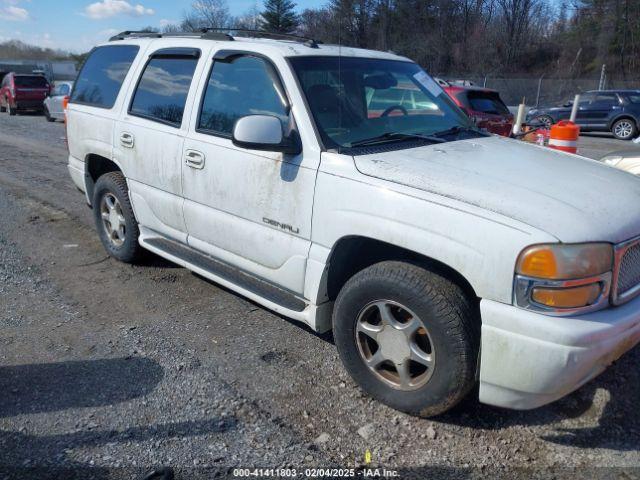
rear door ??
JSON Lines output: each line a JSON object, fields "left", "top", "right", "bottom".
{"left": 115, "top": 45, "right": 206, "bottom": 244}
{"left": 589, "top": 93, "right": 622, "bottom": 128}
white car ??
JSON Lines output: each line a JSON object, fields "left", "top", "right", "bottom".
{"left": 44, "top": 81, "right": 73, "bottom": 122}
{"left": 66, "top": 31, "right": 640, "bottom": 417}
{"left": 602, "top": 149, "right": 640, "bottom": 175}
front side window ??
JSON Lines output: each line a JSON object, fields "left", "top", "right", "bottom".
{"left": 594, "top": 93, "right": 619, "bottom": 106}
{"left": 198, "top": 55, "right": 288, "bottom": 136}
{"left": 130, "top": 53, "right": 199, "bottom": 127}
{"left": 71, "top": 45, "right": 139, "bottom": 108}
{"left": 290, "top": 56, "right": 474, "bottom": 151}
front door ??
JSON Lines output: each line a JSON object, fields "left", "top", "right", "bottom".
{"left": 115, "top": 47, "right": 203, "bottom": 243}
{"left": 182, "top": 52, "right": 318, "bottom": 295}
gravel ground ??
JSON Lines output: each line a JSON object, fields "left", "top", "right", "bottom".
{"left": 0, "top": 112, "right": 638, "bottom": 480}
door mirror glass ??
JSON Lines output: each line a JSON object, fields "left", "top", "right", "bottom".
{"left": 232, "top": 115, "right": 300, "bottom": 154}
{"left": 563, "top": 100, "right": 573, "bottom": 107}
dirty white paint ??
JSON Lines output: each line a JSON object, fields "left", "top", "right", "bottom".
{"left": 66, "top": 35, "right": 640, "bottom": 411}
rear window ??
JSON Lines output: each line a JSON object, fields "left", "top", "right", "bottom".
{"left": 15, "top": 76, "right": 49, "bottom": 88}
{"left": 71, "top": 45, "right": 139, "bottom": 109}
{"left": 466, "top": 91, "right": 510, "bottom": 115}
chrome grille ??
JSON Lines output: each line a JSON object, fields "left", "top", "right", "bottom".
{"left": 613, "top": 237, "right": 640, "bottom": 305}
{"left": 619, "top": 243, "right": 640, "bottom": 294}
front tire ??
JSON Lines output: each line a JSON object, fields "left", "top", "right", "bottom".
{"left": 93, "top": 172, "right": 143, "bottom": 263}
{"left": 8, "top": 103, "right": 16, "bottom": 116}
{"left": 333, "top": 261, "right": 479, "bottom": 417}
{"left": 612, "top": 118, "right": 637, "bottom": 140}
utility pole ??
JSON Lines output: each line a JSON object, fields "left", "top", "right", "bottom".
{"left": 598, "top": 64, "right": 606, "bottom": 90}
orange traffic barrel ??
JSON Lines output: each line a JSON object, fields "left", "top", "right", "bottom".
{"left": 549, "top": 120, "right": 580, "bottom": 154}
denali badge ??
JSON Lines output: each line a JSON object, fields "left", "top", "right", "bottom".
{"left": 263, "top": 217, "right": 300, "bottom": 234}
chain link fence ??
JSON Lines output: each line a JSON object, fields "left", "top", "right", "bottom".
{"left": 437, "top": 75, "right": 640, "bottom": 107}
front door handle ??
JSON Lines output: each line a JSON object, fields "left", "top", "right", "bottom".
{"left": 120, "top": 132, "right": 135, "bottom": 148}
{"left": 185, "top": 149, "right": 205, "bottom": 169}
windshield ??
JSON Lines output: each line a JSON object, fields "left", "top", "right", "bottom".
{"left": 289, "top": 56, "right": 475, "bottom": 151}
{"left": 15, "top": 76, "right": 49, "bottom": 88}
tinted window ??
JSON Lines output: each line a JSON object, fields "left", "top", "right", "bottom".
{"left": 71, "top": 45, "right": 139, "bottom": 108}
{"left": 130, "top": 55, "right": 199, "bottom": 127}
{"left": 15, "top": 76, "right": 48, "bottom": 88}
{"left": 466, "top": 91, "right": 509, "bottom": 115}
{"left": 594, "top": 93, "right": 618, "bottom": 105}
{"left": 198, "top": 56, "right": 288, "bottom": 135}
{"left": 578, "top": 93, "right": 596, "bottom": 105}
{"left": 628, "top": 94, "right": 640, "bottom": 104}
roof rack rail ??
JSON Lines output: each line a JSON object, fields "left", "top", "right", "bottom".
{"left": 108, "top": 28, "right": 320, "bottom": 48}
{"left": 109, "top": 30, "right": 234, "bottom": 42}
{"left": 109, "top": 30, "right": 162, "bottom": 41}
{"left": 200, "top": 28, "right": 321, "bottom": 48}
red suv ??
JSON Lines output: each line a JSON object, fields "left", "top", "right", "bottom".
{"left": 0, "top": 72, "right": 51, "bottom": 116}
{"left": 443, "top": 84, "right": 513, "bottom": 136}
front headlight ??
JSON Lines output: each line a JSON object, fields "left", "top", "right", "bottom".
{"left": 603, "top": 155, "right": 623, "bottom": 167}
{"left": 514, "top": 243, "right": 613, "bottom": 314}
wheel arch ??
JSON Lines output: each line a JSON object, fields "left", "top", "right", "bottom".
{"left": 324, "top": 235, "right": 479, "bottom": 307}
{"left": 85, "top": 154, "right": 124, "bottom": 206}
{"left": 608, "top": 114, "right": 638, "bottom": 130}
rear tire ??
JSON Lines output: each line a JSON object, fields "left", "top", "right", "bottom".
{"left": 44, "top": 106, "right": 55, "bottom": 122}
{"left": 333, "top": 261, "right": 479, "bottom": 417}
{"left": 8, "top": 104, "right": 16, "bottom": 116}
{"left": 612, "top": 118, "right": 637, "bottom": 140}
{"left": 0, "top": 100, "right": 6, "bottom": 113}
{"left": 93, "top": 172, "right": 144, "bottom": 263}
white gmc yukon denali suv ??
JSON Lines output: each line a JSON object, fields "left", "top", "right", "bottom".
{"left": 66, "top": 30, "right": 640, "bottom": 417}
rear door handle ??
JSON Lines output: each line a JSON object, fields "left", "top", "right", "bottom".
{"left": 185, "top": 149, "right": 205, "bottom": 169}
{"left": 120, "top": 132, "right": 135, "bottom": 148}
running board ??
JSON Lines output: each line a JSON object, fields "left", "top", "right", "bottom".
{"left": 143, "top": 237, "right": 307, "bottom": 312}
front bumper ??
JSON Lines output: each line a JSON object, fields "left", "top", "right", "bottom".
{"left": 479, "top": 297, "right": 640, "bottom": 410}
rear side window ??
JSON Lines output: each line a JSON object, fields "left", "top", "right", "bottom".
{"left": 71, "top": 45, "right": 139, "bottom": 109}
{"left": 198, "top": 55, "right": 288, "bottom": 136}
{"left": 15, "top": 76, "right": 48, "bottom": 88}
{"left": 129, "top": 51, "right": 199, "bottom": 127}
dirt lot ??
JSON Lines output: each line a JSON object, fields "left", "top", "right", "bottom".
{"left": 0, "top": 113, "right": 638, "bottom": 480}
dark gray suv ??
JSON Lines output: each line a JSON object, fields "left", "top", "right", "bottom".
{"left": 527, "top": 90, "right": 640, "bottom": 140}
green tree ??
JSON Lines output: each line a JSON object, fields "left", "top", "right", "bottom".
{"left": 261, "top": 0, "right": 299, "bottom": 33}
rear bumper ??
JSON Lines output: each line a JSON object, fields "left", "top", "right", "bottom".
{"left": 16, "top": 100, "right": 44, "bottom": 110}
{"left": 67, "top": 155, "right": 86, "bottom": 194}
{"left": 479, "top": 297, "right": 640, "bottom": 410}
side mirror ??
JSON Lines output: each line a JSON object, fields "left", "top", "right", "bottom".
{"left": 232, "top": 115, "right": 301, "bottom": 155}
{"left": 563, "top": 101, "right": 573, "bottom": 107}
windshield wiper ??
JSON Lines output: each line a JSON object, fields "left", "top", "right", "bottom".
{"left": 349, "top": 132, "right": 446, "bottom": 148}
{"left": 431, "top": 125, "right": 486, "bottom": 138}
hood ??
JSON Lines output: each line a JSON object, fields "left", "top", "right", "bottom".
{"left": 354, "top": 136, "right": 640, "bottom": 244}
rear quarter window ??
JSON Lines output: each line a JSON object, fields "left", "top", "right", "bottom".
{"left": 71, "top": 45, "right": 139, "bottom": 109}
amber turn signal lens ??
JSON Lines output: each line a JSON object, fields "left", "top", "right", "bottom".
{"left": 532, "top": 283, "right": 602, "bottom": 309}
{"left": 516, "top": 243, "right": 613, "bottom": 280}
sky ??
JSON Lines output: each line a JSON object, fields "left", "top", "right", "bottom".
{"left": 0, "top": 0, "right": 323, "bottom": 53}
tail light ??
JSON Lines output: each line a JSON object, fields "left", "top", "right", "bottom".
{"left": 63, "top": 96, "right": 70, "bottom": 150}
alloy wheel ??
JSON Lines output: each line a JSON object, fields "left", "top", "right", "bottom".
{"left": 355, "top": 300, "right": 435, "bottom": 391}
{"left": 100, "top": 193, "right": 126, "bottom": 247}
{"left": 614, "top": 120, "right": 634, "bottom": 139}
